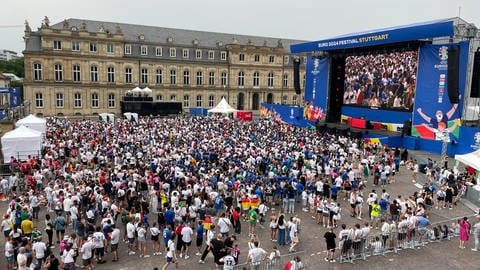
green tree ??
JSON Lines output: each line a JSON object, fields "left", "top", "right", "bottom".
{"left": 0, "top": 57, "right": 24, "bottom": 78}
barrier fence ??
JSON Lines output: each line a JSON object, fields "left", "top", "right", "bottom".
{"left": 334, "top": 214, "right": 474, "bottom": 264}
{"left": 231, "top": 250, "right": 307, "bottom": 270}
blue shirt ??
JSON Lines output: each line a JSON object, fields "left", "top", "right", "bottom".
{"left": 379, "top": 199, "right": 389, "bottom": 211}
{"left": 165, "top": 210, "right": 175, "bottom": 224}
{"left": 196, "top": 224, "right": 204, "bottom": 239}
{"left": 417, "top": 217, "right": 430, "bottom": 228}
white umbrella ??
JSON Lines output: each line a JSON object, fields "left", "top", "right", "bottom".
{"left": 142, "top": 87, "right": 152, "bottom": 93}
{"left": 131, "top": 87, "right": 142, "bottom": 93}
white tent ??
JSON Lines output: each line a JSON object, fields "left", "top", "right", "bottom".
{"left": 208, "top": 97, "right": 237, "bottom": 114}
{"left": 15, "top": 114, "right": 47, "bottom": 134}
{"left": 142, "top": 87, "right": 152, "bottom": 95}
{"left": 455, "top": 149, "right": 480, "bottom": 171}
{"left": 1, "top": 126, "right": 42, "bottom": 162}
{"left": 99, "top": 113, "right": 115, "bottom": 123}
{"left": 123, "top": 112, "right": 139, "bottom": 123}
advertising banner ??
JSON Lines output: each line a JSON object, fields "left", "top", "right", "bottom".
{"left": 304, "top": 56, "right": 328, "bottom": 122}
{"left": 412, "top": 41, "right": 469, "bottom": 141}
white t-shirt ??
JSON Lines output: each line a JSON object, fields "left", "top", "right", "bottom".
{"left": 126, "top": 223, "right": 136, "bottom": 238}
{"left": 218, "top": 217, "right": 231, "bottom": 233}
{"left": 166, "top": 239, "right": 175, "bottom": 258}
{"left": 181, "top": 226, "right": 193, "bottom": 243}
{"left": 17, "top": 253, "right": 28, "bottom": 270}
{"left": 222, "top": 255, "right": 236, "bottom": 270}
{"left": 32, "top": 241, "right": 47, "bottom": 259}
{"left": 111, "top": 228, "right": 120, "bottom": 245}
{"left": 92, "top": 231, "right": 105, "bottom": 248}
{"left": 81, "top": 241, "right": 94, "bottom": 260}
{"left": 70, "top": 205, "right": 78, "bottom": 220}
{"left": 63, "top": 249, "right": 76, "bottom": 264}
{"left": 248, "top": 247, "right": 267, "bottom": 265}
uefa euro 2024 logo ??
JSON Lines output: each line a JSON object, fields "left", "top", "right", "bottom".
{"left": 311, "top": 58, "right": 320, "bottom": 75}
{"left": 439, "top": 46, "right": 448, "bottom": 61}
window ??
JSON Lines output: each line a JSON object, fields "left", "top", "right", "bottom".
{"left": 156, "top": 69, "right": 163, "bottom": 84}
{"left": 107, "top": 67, "right": 115, "bottom": 83}
{"left": 141, "top": 45, "right": 148, "bottom": 55}
{"left": 195, "top": 49, "right": 202, "bottom": 59}
{"left": 125, "top": 44, "right": 132, "bottom": 55}
{"left": 156, "top": 95, "right": 163, "bottom": 101}
{"left": 89, "top": 42, "right": 97, "bottom": 52}
{"left": 90, "top": 66, "right": 98, "bottom": 82}
{"left": 196, "top": 71, "right": 203, "bottom": 86}
{"left": 282, "top": 95, "right": 287, "bottom": 104}
{"left": 72, "top": 41, "right": 80, "bottom": 51}
{"left": 196, "top": 95, "right": 202, "bottom": 107}
{"left": 238, "top": 71, "right": 245, "bottom": 86}
{"left": 170, "top": 69, "right": 176, "bottom": 84}
{"left": 239, "top": 53, "right": 245, "bottom": 62}
{"left": 254, "top": 55, "right": 260, "bottom": 62}
{"left": 208, "top": 51, "right": 214, "bottom": 59}
{"left": 183, "top": 95, "right": 190, "bottom": 108}
{"left": 292, "top": 95, "right": 297, "bottom": 105}
{"left": 303, "top": 74, "right": 306, "bottom": 87}
{"left": 220, "top": 51, "right": 227, "bottom": 61}
{"left": 269, "top": 55, "right": 275, "bottom": 63}
{"left": 141, "top": 68, "right": 148, "bottom": 84}
{"left": 183, "top": 70, "right": 190, "bottom": 85}
{"left": 56, "top": 93, "right": 64, "bottom": 108}
{"left": 74, "top": 92, "right": 82, "bottom": 108}
{"left": 169, "top": 47, "right": 176, "bottom": 57}
{"left": 35, "top": 92, "right": 43, "bottom": 108}
{"left": 209, "top": 72, "right": 215, "bottom": 86}
{"left": 125, "top": 67, "right": 132, "bottom": 83}
{"left": 107, "top": 43, "right": 114, "bottom": 53}
{"left": 221, "top": 72, "right": 227, "bottom": 86}
{"left": 283, "top": 74, "right": 288, "bottom": 88}
{"left": 53, "top": 40, "right": 62, "bottom": 50}
{"left": 170, "top": 95, "right": 176, "bottom": 101}
{"left": 156, "top": 47, "right": 163, "bottom": 56}
{"left": 253, "top": 72, "right": 260, "bottom": 87}
{"left": 54, "top": 64, "right": 63, "bottom": 81}
{"left": 108, "top": 93, "right": 115, "bottom": 108}
{"left": 73, "top": 65, "right": 81, "bottom": 82}
{"left": 268, "top": 72, "right": 274, "bottom": 87}
{"left": 208, "top": 95, "right": 215, "bottom": 107}
{"left": 91, "top": 93, "right": 99, "bottom": 108}
{"left": 283, "top": 56, "right": 289, "bottom": 64}
{"left": 33, "top": 63, "right": 42, "bottom": 81}
{"left": 182, "top": 49, "right": 189, "bottom": 58}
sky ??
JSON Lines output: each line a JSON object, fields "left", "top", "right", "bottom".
{"left": 1, "top": 0, "right": 479, "bottom": 55}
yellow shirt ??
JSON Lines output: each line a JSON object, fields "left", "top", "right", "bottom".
{"left": 21, "top": 219, "right": 33, "bottom": 234}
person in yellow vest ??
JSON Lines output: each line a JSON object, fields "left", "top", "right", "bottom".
{"left": 21, "top": 215, "right": 34, "bottom": 238}
{"left": 370, "top": 200, "right": 381, "bottom": 229}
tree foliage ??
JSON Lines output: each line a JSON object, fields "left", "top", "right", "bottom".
{"left": 0, "top": 57, "right": 24, "bottom": 78}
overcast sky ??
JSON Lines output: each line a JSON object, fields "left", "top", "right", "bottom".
{"left": 1, "top": 0, "right": 479, "bottom": 55}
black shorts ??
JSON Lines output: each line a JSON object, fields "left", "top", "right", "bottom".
{"left": 437, "top": 197, "right": 445, "bottom": 201}
{"left": 183, "top": 241, "right": 191, "bottom": 247}
{"left": 82, "top": 258, "right": 92, "bottom": 266}
{"left": 111, "top": 244, "right": 118, "bottom": 252}
{"left": 196, "top": 238, "right": 203, "bottom": 247}
{"left": 151, "top": 235, "right": 159, "bottom": 241}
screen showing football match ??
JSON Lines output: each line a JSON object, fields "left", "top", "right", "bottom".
{"left": 344, "top": 49, "right": 419, "bottom": 111}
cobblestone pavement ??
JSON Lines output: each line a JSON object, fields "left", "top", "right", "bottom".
{"left": 1, "top": 157, "right": 479, "bottom": 270}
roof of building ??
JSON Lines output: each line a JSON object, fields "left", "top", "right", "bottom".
{"left": 50, "top": 18, "right": 306, "bottom": 52}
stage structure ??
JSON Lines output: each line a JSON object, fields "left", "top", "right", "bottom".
{"left": 261, "top": 18, "right": 480, "bottom": 156}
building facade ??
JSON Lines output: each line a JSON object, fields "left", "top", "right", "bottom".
{"left": 0, "top": 50, "right": 19, "bottom": 61}
{"left": 23, "top": 18, "right": 306, "bottom": 116}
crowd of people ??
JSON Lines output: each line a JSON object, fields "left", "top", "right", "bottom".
{"left": 344, "top": 50, "right": 419, "bottom": 111}
{"left": 0, "top": 114, "right": 477, "bottom": 270}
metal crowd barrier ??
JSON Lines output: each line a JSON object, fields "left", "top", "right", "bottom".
{"left": 232, "top": 250, "right": 307, "bottom": 270}
{"left": 336, "top": 215, "right": 471, "bottom": 264}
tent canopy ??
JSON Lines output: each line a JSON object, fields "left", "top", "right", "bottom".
{"left": 208, "top": 97, "right": 237, "bottom": 114}
{"left": 131, "top": 87, "right": 142, "bottom": 93}
{"left": 142, "top": 87, "right": 152, "bottom": 93}
{"left": 123, "top": 112, "right": 139, "bottom": 123}
{"left": 99, "top": 113, "right": 115, "bottom": 123}
{"left": 455, "top": 149, "right": 480, "bottom": 171}
{"left": 15, "top": 114, "right": 47, "bottom": 134}
{"left": 1, "top": 126, "right": 42, "bottom": 162}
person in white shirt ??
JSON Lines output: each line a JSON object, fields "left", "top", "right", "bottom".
{"left": 5, "top": 238, "right": 15, "bottom": 270}
{"left": 220, "top": 251, "right": 237, "bottom": 270}
{"left": 80, "top": 237, "right": 94, "bottom": 269}
{"left": 217, "top": 213, "right": 231, "bottom": 237}
{"left": 17, "top": 247, "right": 28, "bottom": 270}
{"left": 110, "top": 225, "right": 121, "bottom": 261}
{"left": 150, "top": 222, "right": 162, "bottom": 256}
{"left": 162, "top": 236, "right": 178, "bottom": 270}
{"left": 137, "top": 223, "right": 149, "bottom": 258}
{"left": 62, "top": 245, "right": 76, "bottom": 269}
{"left": 247, "top": 241, "right": 267, "bottom": 269}
{"left": 181, "top": 222, "right": 194, "bottom": 259}
{"left": 126, "top": 220, "right": 136, "bottom": 255}
{"left": 32, "top": 239, "right": 47, "bottom": 267}
{"left": 92, "top": 226, "right": 106, "bottom": 263}
{"left": 70, "top": 202, "right": 79, "bottom": 232}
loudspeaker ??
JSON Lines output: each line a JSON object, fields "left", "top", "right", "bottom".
{"left": 293, "top": 58, "right": 301, "bottom": 94}
{"left": 470, "top": 51, "right": 480, "bottom": 98}
{"left": 447, "top": 45, "right": 460, "bottom": 104}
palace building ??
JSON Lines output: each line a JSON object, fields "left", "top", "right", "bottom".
{"left": 23, "top": 17, "right": 306, "bottom": 116}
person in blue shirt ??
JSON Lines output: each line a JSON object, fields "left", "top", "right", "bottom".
{"left": 163, "top": 225, "right": 173, "bottom": 251}
{"left": 195, "top": 221, "right": 204, "bottom": 256}
{"left": 330, "top": 185, "right": 338, "bottom": 201}
{"left": 417, "top": 216, "right": 430, "bottom": 243}
{"left": 214, "top": 196, "right": 224, "bottom": 214}
{"left": 164, "top": 208, "right": 175, "bottom": 228}
{"left": 379, "top": 197, "right": 390, "bottom": 219}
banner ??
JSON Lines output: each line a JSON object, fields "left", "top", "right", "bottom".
{"left": 304, "top": 56, "right": 328, "bottom": 122}
{"left": 412, "top": 41, "right": 469, "bottom": 141}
